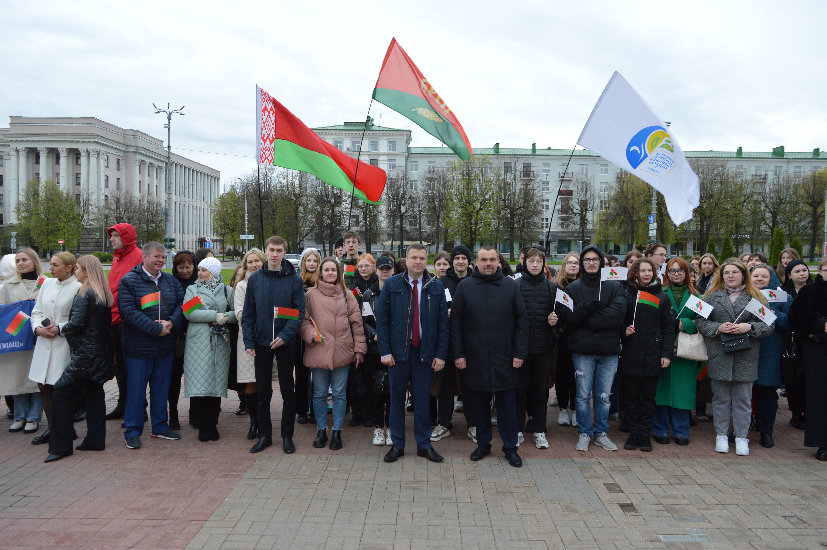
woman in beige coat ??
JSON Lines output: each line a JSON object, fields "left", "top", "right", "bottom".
{"left": 300, "top": 257, "right": 366, "bottom": 451}
{"left": 28, "top": 252, "right": 81, "bottom": 445}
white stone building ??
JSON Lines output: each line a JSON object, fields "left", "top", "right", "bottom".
{"left": 0, "top": 116, "right": 220, "bottom": 250}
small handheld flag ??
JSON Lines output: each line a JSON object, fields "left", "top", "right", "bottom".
{"left": 182, "top": 295, "right": 205, "bottom": 315}
{"left": 555, "top": 288, "right": 574, "bottom": 312}
{"left": 5, "top": 311, "right": 30, "bottom": 336}
{"left": 352, "top": 287, "right": 363, "bottom": 299}
{"left": 761, "top": 288, "right": 788, "bottom": 303}
{"left": 600, "top": 266, "right": 628, "bottom": 281}
{"left": 274, "top": 307, "right": 300, "bottom": 320}
{"left": 681, "top": 294, "right": 712, "bottom": 319}
{"left": 36, "top": 276, "right": 46, "bottom": 289}
{"left": 141, "top": 292, "right": 160, "bottom": 310}
{"left": 344, "top": 265, "right": 356, "bottom": 278}
{"left": 744, "top": 298, "right": 776, "bottom": 326}
{"left": 637, "top": 291, "right": 660, "bottom": 308}
{"left": 309, "top": 316, "right": 324, "bottom": 343}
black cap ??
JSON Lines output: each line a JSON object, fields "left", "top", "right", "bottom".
{"left": 376, "top": 256, "right": 394, "bottom": 269}
{"left": 335, "top": 237, "right": 344, "bottom": 248}
{"left": 450, "top": 245, "right": 472, "bottom": 263}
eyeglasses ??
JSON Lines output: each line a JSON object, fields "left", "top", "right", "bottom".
{"left": 565, "top": 261, "right": 579, "bottom": 266}
{"left": 667, "top": 269, "right": 684, "bottom": 275}
{"left": 582, "top": 258, "right": 601, "bottom": 264}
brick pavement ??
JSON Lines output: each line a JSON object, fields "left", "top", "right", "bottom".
{"left": 0, "top": 380, "right": 825, "bottom": 549}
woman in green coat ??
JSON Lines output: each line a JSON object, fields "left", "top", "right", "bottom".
{"left": 653, "top": 257, "right": 699, "bottom": 445}
{"left": 183, "top": 257, "right": 236, "bottom": 442}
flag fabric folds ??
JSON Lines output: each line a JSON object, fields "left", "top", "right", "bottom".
{"left": 141, "top": 292, "right": 160, "bottom": 310}
{"left": 577, "top": 71, "right": 700, "bottom": 226}
{"left": 274, "top": 307, "right": 300, "bottom": 321}
{"left": 373, "top": 38, "right": 473, "bottom": 161}
{"left": 637, "top": 291, "right": 660, "bottom": 308}
{"left": 761, "top": 288, "right": 788, "bottom": 303}
{"left": 555, "top": 288, "right": 574, "bottom": 312}
{"left": 600, "top": 266, "right": 628, "bottom": 282}
{"left": 257, "top": 85, "right": 387, "bottom": 204}
{"left": 0, "top": 300, "right": 35, "bottom": 354}
{"left": 683, "top": 294, "right": 712, "bottom": 319}
{"left": 744, "top": 298, "right": 777, "bottom": 326}
{"left": 182, "top": 295, "right": 205, "bottom": 315}
{"left": 36, "top": 276, "right": 46, "bottom": 289}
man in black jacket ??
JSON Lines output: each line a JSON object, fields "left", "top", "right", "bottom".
{"left": 452, "top": 246, "right": 528, "bottom": 467}
{"left": 558, "top": 245, "right": 626, "bottom": 453}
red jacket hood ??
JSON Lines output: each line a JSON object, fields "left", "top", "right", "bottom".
{"left": 109, "top": 223, "right": 138, "bottom": 258}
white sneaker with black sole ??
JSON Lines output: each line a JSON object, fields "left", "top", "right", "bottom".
{"left": 373, "top": 427, "right": 385, "bottom": 446}
{"left": 534, "top": 432, "right": 549, "bottom": 449}
{"left": 430, "top": 424, "right": 450, "bottom": 442}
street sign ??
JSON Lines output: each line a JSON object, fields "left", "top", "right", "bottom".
{"left": 58, "top": 239, "right": 64, "bottom": 245}
{"left": 240, "top": 234, "right": 254, "bottom": 240}
{"left": 205, "top": 237, "right": 212, "bottom": 243}
{"left": 648, "top": 215, "right": 654, "bottom": 224}
{"left": 204, "top": 241, "right": 212, "bottom": 249}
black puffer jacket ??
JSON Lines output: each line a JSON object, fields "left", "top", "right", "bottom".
{"left": 55, "top": 288, "right": 114, "bottom": 387}
{"left": 558, "top": 245, "right": 626, "bottom": 356}
{"left": 440, "top": 267, "right": 469, "bottom": 308}
{"left": 351, "top": 272, "right": 378, "bottom": 295}
{"left": 518, "top": 270, "right": 557, "bottom": 354}
{"left": 451, "top": 267, "right": 528, "bottom": 392}
{"left": 619, "top": 281, "right": 676, "bottom": 377}
{"left": 361, "top": 279, "right": 381, "bottom": 355}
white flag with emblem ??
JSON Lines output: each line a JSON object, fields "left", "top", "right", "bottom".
{"left": 761, "top": 288, "right": 788, "bottom": 303}
{"left": 600, "top": 266, "right": 628, "bottom": 281}
{"left": 555, "top": 288, "right": 574, "bottom": 312}
{"left": 745, "top": 298, "right": 776, "bottom": 326}
{"left": 683, "top": 294, "right": 712, "bottom": 319}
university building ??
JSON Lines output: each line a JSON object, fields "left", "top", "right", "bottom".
{"left": 0, "top": 116, "right": 220, "bottom": 251}
{"left": 316, "top": 120, "right": 826, "bottom": 255}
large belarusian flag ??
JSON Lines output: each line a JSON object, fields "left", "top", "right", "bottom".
{"left": 373, "top": 38, "right": 473, "bottom": 161}
{"left": 257, "top": 86, "right": 387, "bottom": 204}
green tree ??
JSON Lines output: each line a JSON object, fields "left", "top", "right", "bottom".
{"left": 423, "top": 166, "right": 451, "bottom": 252}
{"left": 720, "top": 235, "right": 735, "bottom": 261}
{"left": 795, "top": 169, "right": 827, "bottom": 260}
{"left": 492, "top": 162, "right": 543, "bottom": 259}
{"left": 768, "top": 227, "right": 786, "bottom": 267}
{"left": 705, "top": 238, "right": 716, "bottom": 256}
{"left": 16, "top": 180, "right": 82, "bottom": 254}
{"left": 445, "top": 155, "right": 497, "bottom": 247}
{"left": 559, "top": 177, "right": 595, "bottom": 255}
{"left": 790, "top": 237, "right": 803, "bottom": 259}
{"left": 602, "top": 170, "right": 650, "bottom": 249}
{"left": 213, "top": 187, "right": 244, "bottom": 256}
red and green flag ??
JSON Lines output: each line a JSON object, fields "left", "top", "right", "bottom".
{"left": 352, "top": 287, "right": 362, "bottom": 298}
{"left": 274, "top": 307, "right": 300, "bottom": 321}
{"left": 637, "top": 291, "right": 660, "bottom": 308}
{"left": 36, "top": 276, "right": 46, "bottom": 289}
{"left": 182, "top": 295, "right": 205, "bottom": 315}
{"left": 309, "top": 316, "right": 324, "bottom": 343}
{"left": 257, "top": 86, "right": 387, "bottom": 204}
{"left": 373, "top": 38, "right": 473, "bottom": 161}
{"left": 344, "top": 264, "right": 356, "bottom": 278}
{"left": 4, "top": 311, "right": 30, "bottom": 336}
{"left": 140, "top": 292, "right": 160, "bottom": 310}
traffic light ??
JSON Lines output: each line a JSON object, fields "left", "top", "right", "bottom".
{"left": 163, "top": 237, "right": 176, "bottom": 250}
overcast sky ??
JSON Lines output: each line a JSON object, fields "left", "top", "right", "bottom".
{"left": 3, "top": 1, "right": 824, "bottom": 189}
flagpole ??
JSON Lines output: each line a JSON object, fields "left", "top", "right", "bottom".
{"left": 158, "top": 291, "right": 161, "bottom": 322}
{"left": 544, "top": 143, "right": 578, "bottom": 256}
{"left": 272, "top": 306, "right": 276, "bottom": 342}
{"left": 632, "top": 291, "right": 639, "bottom": 326}
{"left": 347, "top": 101, "right": 375, "bottom": 230}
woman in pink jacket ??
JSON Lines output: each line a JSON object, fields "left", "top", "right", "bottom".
{"left": 300, "top": 257, "right": 366, "bottom": 451}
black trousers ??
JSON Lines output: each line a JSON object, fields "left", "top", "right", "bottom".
{"left": 621, "top": 374, "right": 659, "bottom": 437}
{"left": 50, "top": 378, "right": 105, "bottom": 456}
{"left": 434, "top": 360, "right": 456, "bottom": 427}
{"left": 458, "top": 369, "right": 477, "bottom": 428}
{"left": 169, "top": 353, "right": 184, "bottom": 411}
{"left": 753, "top": 383, "right": 778, "bottom": 435}
{"left": 191, "top": 396, "right": 221, "bottom": 432}
{"left": 362, "top": 353, "right": 389, "bottom": 427}
{"left": 110, "top": 324, "right": 127, "bottom": 408}
{"left": 555, "top": 346, "right": 576, "bottom": 410}
{"left": 786, "top": 369, "right": 807, "bottom": 417}
{"left": 517, "top": 352, "right": 553, "bottom": 433}
{"left": 466, "top": 388, "right": 518, "bottom": 453}
{"left": 254, "top": 344, "right": 296, "bottom": 439}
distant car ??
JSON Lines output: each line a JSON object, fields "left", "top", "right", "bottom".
{"left": 285, "top": 254, "right": 301, "bottom": 269}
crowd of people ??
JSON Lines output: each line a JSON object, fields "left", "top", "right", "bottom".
{"left": 1, "top": 226, "right": 826, "bottom": 465}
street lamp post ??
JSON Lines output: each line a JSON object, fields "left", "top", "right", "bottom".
{"left": 153, "top": 102, "right": 185, "bottom": 269}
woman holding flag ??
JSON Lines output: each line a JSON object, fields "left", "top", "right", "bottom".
{"left": 696, "top": 259, "right": 773, "bottom": 456}
{"left": 182, "top": 257, "right": 236, "bottom": 442}
{"left": 0, "top": 248, "right": 43, "bottom": 435}
{"left": 653, "top": 257, "right": 701, "bottom": 446}
{"left": 619, "top": 259, "right": 675, "bottom": 452}
{"left": 300, "top": 257, "right": 366, "bottom": 451}
{"left": 28, "top": 252, "right": 81, "bottom": 446}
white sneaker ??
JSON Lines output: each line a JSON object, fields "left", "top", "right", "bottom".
{"left": 557, "top": 409, "right": 570, "bottom": 426}
{"left": 595, "top": 433, "right": 618, "bottom": 451}
{"left": 430, "top": 424, "right": 450, "bottom": 442}
{"left": 385, "top": 430, "right": 393, "bottom": 446}
{"left": 576, "top": 433, "right": 590, "bottom": 452}
{"left": 516, "top": 432, "right": 524, "bottom": 447}
{"left": 373, "top": 427, "right": 385, "bottom": 446}
{"left": 454, "top": 400, "right": 464, "bottom": 412}
{"left": 571, "top": 411, "right": 578, "bottom": 427}
{"left": 467, "top": 426, "right": 477, "bottom": 444}
{"left": 534, "top": 432, "right": 549, "bottom": 449}
{"left": 715, "top": 434, "right": 729, "bottom": 453}
{"left": 735, "top": 437, "right": 749, "bottom": 456}
{"left": 9, "top": 420, "right": 25, "bottom": 432}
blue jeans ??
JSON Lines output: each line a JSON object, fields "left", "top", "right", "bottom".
{"left": 388, "top": 346, "right": 433, "bottom": 451}
{"left": 13, "top": 392, "right": 43, "bottom": 422}
{"left": 572, "top": 353, "right": 618, "bottom": 437}
{"left": 312, "top": 365, "right": 350, "bottom": 431}
{"left": 652, "top": 405, "right": 691, "bottom": 438}
{"left": 123, "top": 353, "right": 173, "bottom": 439}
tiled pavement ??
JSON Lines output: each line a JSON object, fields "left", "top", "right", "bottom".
{"left": 1, "top": 381, "right": 825, "bottom": 549}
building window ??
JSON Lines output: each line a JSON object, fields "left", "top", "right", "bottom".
{"left": 0, "top": 175, "right": 3, "bottom": 187}
{"left": 387, "top": 140, "right": 396, "bottom": 152}
{"left": 350, "top": 140, "right": 361, "bottom": 152}
{"left": 369, "top": 140, "right": 379, "bottom": 152}
{"left": 754, "top": 166, "right": 763, "bottom": 176}
{"left": 75, "top": 194, "right": 80, "bottom": 204}
{"left": 794, "top": 166, "right": 802, "bottom": 176}
{"left": 541, "top": 162, "right": 551, "bottom": 175}
{"left": 542, "top": 199, "right": 549, "bottom": 211}
{"left": 105, "top": 175, "right": 109, "bottom": 188}
{"left": 579, "top": 165, "right": 588, "bottom": 176}
{"left": 116, "top": 177, "right": 121, "bottom": 190}
{"left": 139, "top": 181, "right": 142, "bottom": 193}
{"left": 76, "top": 152, "right": 81, "bottom": 165}
{"left": 542, "top": 217, "right": 549, "bottom": 226}
{"left": 369, "top": 159, "right": 379, "bottom": 166}
{"left": 388, "top": 159, "right": 396, "bottom": 171}
{"left": 333, "top": 140, "right": 343, "bottom": 150}
{"left": 35, "top": 152, "right": 40, "bottom": 165}
{"left": 427, "top": 161, "right": 436, "bottom": 168}
{"left": 116, "top": 158, "right": 121, "bottom": 171}
{"left": 34, "top": 172, "right": 39, "bottom": 180}
{"left": 522, "top": 162, "right": 532, "bottom": 178}
{"left": 774, "top": 166, "right": 782, "bottom": 176}
{"left": 503, "top": 161, "right": 512, "bottom": 175}
{"left": 0, "top": 194, "right": 3, "bottom": 206}
{"left": 104, "top": 195, "right": 109, "bottom": 205}
{"left": 541, "top": 181, "right": 549, "bottom": 192}
{"left": 75, "top": 173, "right": 81, "bottom": 185}
{"left": 409, "top": 161, "right": 419, "bottom": 172}
{"left": 0, "top": 154, "right": 3, "bottom": 167}
{"left": 104, "top": 154, "right": 109, "bottom": 168}
{"left": 600, "top": 164, "right": 608, "bottom": 175}
{"left": 735, "top": 164, "right": 744, "bottom": 173}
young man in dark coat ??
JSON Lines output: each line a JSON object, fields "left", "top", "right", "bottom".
{"left": 557, "top": 245, "right": 626, "bottom": 453}
{"left": 452, "top": 246, "right": 529, "bottom": 467}
{"left": 118, "top": 242, "right": 185, "bottom": 449}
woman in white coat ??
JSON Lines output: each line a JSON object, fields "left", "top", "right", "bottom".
{"left": 0, "top": 249, "right": 43, "bottom": 434}
{"left": 28, "top": 252, "right": 81, "bottom": 445}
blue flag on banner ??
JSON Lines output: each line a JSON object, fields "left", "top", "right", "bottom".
{"left": 0, "top": 300, "right": 36, "bottom": 354}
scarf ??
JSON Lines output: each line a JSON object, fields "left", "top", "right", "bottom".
{"left": 726, "top": 284, "right": 745, "bottom": 303}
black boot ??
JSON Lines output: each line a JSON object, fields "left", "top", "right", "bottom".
{"left": 246, "top": 393, "right": 258, "bottom": 440}
{"left": 313, "top": 429, "right": 327, "bottom": 448}
{"left": 329, "top": 430, "right": 342, "bottom": 450}
{"left": 169, "top": 409, "right": 180, "bottom": 430}
{"left": 235, "top": 391, "right": 247, "bottom": 415}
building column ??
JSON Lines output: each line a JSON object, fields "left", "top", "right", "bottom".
{"left": 37, "top": 148, "right": 49, "bottom": 185}
{"left": 79, "top": 147, "right": 89, "bottom": 196}
{"left": 97, "top": 150, "right": 105, "bottom": 209}
{"left": 18, "top": 147, "right": 30, "bottom": 189}
{"left": 58, "top": 147, "right": 69, "bottom": 188}
{"left": 6, "top": 148, "right": 19, "bottom": 224}
{"left": 89, "top": 149, "right": 99, "bottom": 203}
{"left": 134, "top": 159, "right": 141, "bottom": 195}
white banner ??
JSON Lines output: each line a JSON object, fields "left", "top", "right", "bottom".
{"left": 600, "top": 266, "right": 628, "bottom": 282}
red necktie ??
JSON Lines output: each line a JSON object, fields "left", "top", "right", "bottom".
{"left": 411, "top": 279, "right": 420, "bottom": 348}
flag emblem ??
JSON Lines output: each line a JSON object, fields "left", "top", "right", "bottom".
{"left": 5, "top": 311, "right": 30, "bottom": 336}
{"left": 626, "top": 126, "right": 676, "bottom": 176}
{"left": 768, "top": 291, "right": 777, "bottom": 299}
{"left": 610, "top": 268, "right": 618, "bottom": 277}
{"left": 412, "top": 107, "right": 443, "bottom": 122}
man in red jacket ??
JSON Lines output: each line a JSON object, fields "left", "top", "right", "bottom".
{"left": 105, "top": 223, "right": 144, "bottom": 419}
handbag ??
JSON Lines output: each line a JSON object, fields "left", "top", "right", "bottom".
{"left": 720, "top": 331, "right": 751, "bottom": 353}
{"left": 675, "top": 331, "right": 707, "bottom": 361}
{"left": 781, "top": 334, "right": 803, "bottom": 386}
